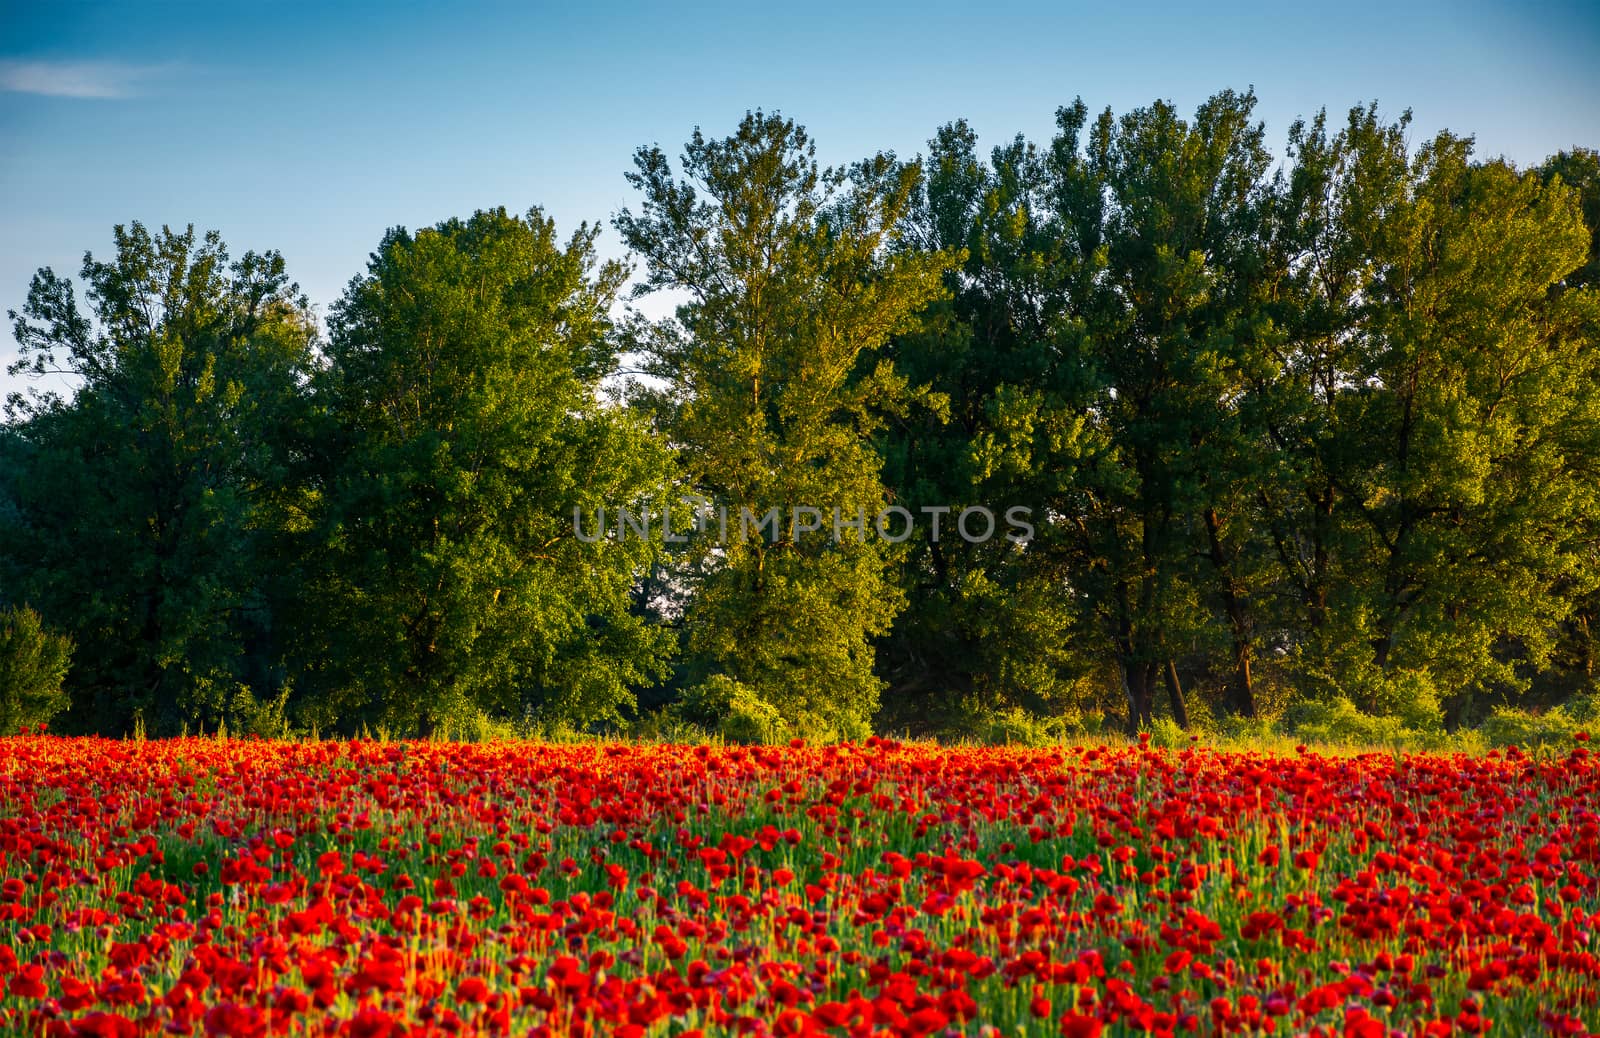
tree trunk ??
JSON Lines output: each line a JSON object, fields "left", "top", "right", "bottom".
{"left": 1230, "top": 647, "right": 1254, "bottom": 719}
{"left": 1582, "top": 612, "right": 1595, "bottom": 678}
{"left": 1138, "top": 662, "right": 1157, "bottom": 730}
{"left": 1204, "top": 507, "right": 1257, "bottom": 718}
{"left": 1163, "top": 659, "right": 1189, "bottom": 728}
{"left": 1121, "top": 658, "right": 1156, "bottom": 733}
{"left": 1309, "top": 482, "right": 1333, "bottom": 630}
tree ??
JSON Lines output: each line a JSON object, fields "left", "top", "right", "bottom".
{"left": 303, "top": 207, "right": 672, "bottom": 734}
{"left": 0, "top": 606, "right": 72, "bottom": 734}
{"left": 616, "top": 112, "right": 952, "bottom": 739}
{"left": 1536, "top": 149, "right": 1600, "bottom": 689}
{"left": 1540, "top": 148, "right": 1600, "bottom": 290}
{"left": 2, "top": 223, "right": 316, "bottom": 734}
{"left": 1040, "top": 90, "right": 1280, "bottom": 728}
{"left": 1256, "top": 104, "right": 1416, "bottom": 705}
{"left": 875, "top": 119, "right": 1100, "bottom": 730}
{"left": 1271, "top": 115, "right": 1600, "bottom": 725}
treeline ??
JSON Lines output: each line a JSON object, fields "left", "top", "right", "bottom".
{"left": 3, "top": 90, "right": 1599, "bottom": 741}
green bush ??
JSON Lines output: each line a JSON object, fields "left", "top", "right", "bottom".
{"left": 0, "top": 606, "right": 72, "bottom": 734}
{"left": 1287, "top": 696, "right": 1428, "bottom": 749}
{"left": 1145, "top": 716, "right": 1191, "bottom": 749}
{"left": 1279, "top": 696, "right": 1488, "bottom": 753}
{"left": 626, "top": 711, "right": 715, "bottom": 744}
{"left": 433, "top": 710, "right": 528, "bottom": 743}
{"left": 939, "top": 700, "right": 1102, "bottom": 746}
{"left": 227, "top": 685, "right": 295, "bottom": 740}
{"left": 1213, "top": 712, "right": 1281, "bottom": 744}
{"left": 1481, "top": 700, "right": 1597, "bottom": 748}
{"left": 680, "top": 675, "right": 789, "bottom": 744}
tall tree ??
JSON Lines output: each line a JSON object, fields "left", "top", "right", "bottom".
{"left": 1272, "top": 118, "right": 1600, "bottom": 724}
{"left": 1540, "top": 148, "right": 1600, "bottom": 290}
{"left": 303, "top": 208, "right": 672, "bottom": 734}
{"left": 2, "top": 223, "right": 316, "bottom": 734}
{"left": 876, "top": 120, "right": 1100, "bottom": 729}
{"left": 1537, "top": 148, "right": 1600, "bottom": 686}
{"left": 1042, "top": 90, "right": 1279, "bottom": 728}
{"left": 1258, "top": 104, "right": 1415, "bottom": 695}
{"left": 616, "top": 112, "right": 952, "bottom": 739}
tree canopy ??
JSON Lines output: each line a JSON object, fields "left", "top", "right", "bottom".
{"left": 3, "top": 94, "right": 1598, "bottom": 741}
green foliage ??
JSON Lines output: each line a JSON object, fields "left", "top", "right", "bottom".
{"left": 431, "top": 710, "right": 537, "bottom": 744}
{"left": 223, "top": 685, "right": 295, "bottom": 740}
{"left": 1287, "top": 698, "right": 1420, "bottom": 748}
{"left": 1145, "top": 717, "right": 1191, "bottom": 749}
{"left": 958, "top": 702, "right": 1100, "bottom": 747}
{"left": 1281, "top": 696, "right": 1489, "bottom": 753}
{"left": 877, "top": 119, "right": 1101, "bottom": 724}
{"left": 624, "top": 711, "right": 714, "bottom": 745}
{"left": 1541, "top": 148, "right": 1600, "bottom": 290}
{"left": 881, "top": 91, "right": 1290, "bottom": 733}
{"left": 2, "top": 92, "right": 1598, "bottom": 745}
{"left": 3, "top": 223, "right": 317, "bottom": 735}
{"left": 1481, "top": 695, "right": 1600, "bottom": 748}
{"left": 303, "top": 208, "right": 674, "bottom": 735}
{"left": 1209, "top": 712, "right": 1282, "bottom": 745}
{"left": 678, "top": 675, "right": 788, "bottom": 745}
{"left": 1054, "top": 90, "right": 1283, "bottom": 728}
{"left": 884, "top": 93, "right": 1600, "bottom": 738}
{"left": 616, "top": 111, "right": 954, "bottom": 738}
{"left": 0, "top": 606, "right": 72, "bottom": 733}
{"left": 1268, "top": 111, "right": 1600, "bottom": 729}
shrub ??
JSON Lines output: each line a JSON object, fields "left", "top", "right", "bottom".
{"left": 433, "top": 710, "right": 525, "bottom": 743}
{"left": 627, "top": 712, "right": 714, "bottom": 744}
{"left": 680, "top": 675, "right": 788, "bottom": 744}
{"left": 228, "top": 685, "right": 295, "bottom": 740}
{"left": 938, "top": 700, "right": 1102, "bottom": 746}
{"left": 0, "top": 606, "right": 72, "bottom": 734}
{"left": 1287, "top": 696, "right": 1427, "bottom": 749}
{"left": 1145, "top": 716, "right": 1191, "bottom": 749}
{"left": 1481, "top": 703, "right": 1592, "bottom": 749}
{"left": 1213, "top": 712, "right": 1281, "bottom": 744}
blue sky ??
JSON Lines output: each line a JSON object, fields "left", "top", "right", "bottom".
{"left": 2, "top": 0, "right": 1598, "bottom": 398}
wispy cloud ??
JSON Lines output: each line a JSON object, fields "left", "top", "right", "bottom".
{"left": 0, "top": 59, "right": 172, "bottom": 99}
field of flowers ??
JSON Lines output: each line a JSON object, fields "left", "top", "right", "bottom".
{"left": 1, "top": 735, "right": 1598, "bottom": 1037}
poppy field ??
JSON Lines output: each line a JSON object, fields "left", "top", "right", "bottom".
{"left": 1, "top": 736, "right": 1598, "bottom": 1037}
